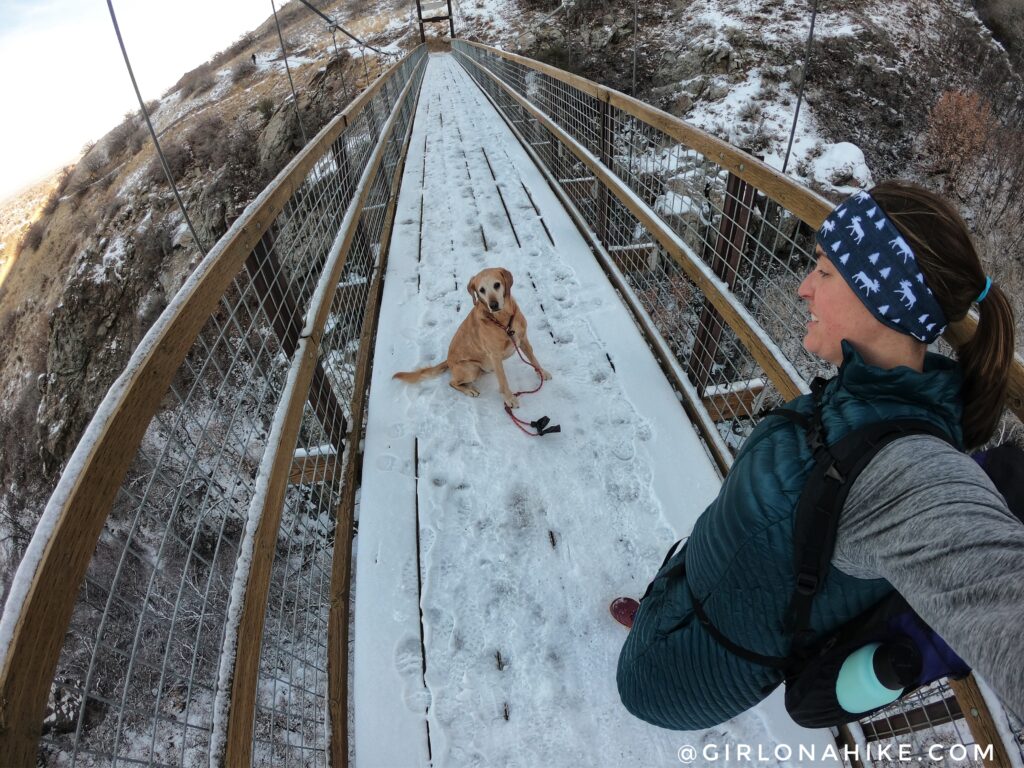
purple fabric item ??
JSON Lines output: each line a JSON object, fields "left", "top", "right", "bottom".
{"left": 888, "top": 612, "right": 971, "bottom": 683}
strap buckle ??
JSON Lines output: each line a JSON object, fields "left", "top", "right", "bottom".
{"left": 795, "top": 570, "right": 819, "bottom": 595}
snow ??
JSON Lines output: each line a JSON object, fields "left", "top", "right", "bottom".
{"left": 667, "top": 0, "right": 893, "bottom": 192}
{"left": 808, "top": 142, "right": 874, "bottom": 197}
{"left": 293, "top": 443, "right": 336, "bottom": 459}
{"left": 353, "top": 53, "right": 837, "bottom": 767}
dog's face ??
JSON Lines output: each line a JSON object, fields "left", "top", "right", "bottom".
{"left": 467, "top": 267, "right": 513, "bottom": 313}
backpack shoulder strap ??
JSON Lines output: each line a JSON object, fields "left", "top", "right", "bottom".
{"left": 783, "top": 385, "right": 954, "bottom": 657}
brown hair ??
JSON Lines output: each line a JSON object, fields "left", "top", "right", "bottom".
{"left": 870, "top": 180, "right": 1015, "bottom": 448}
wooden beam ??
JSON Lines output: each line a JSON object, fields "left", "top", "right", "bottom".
{"left": 288, "top": 453, "right": 340, "bottom": 485}
{"left": 701, "top": 381, "right": 765, "bottom": 419}
{"left": 690, "top": 171, "right": 756, "bottom": 395}
{"left": 948, "top": 675, "right": 1013, "bottom": 768}
{"left": 860, "top": 696, "right": 962, "bottom": 740}
{"left": 834, "top": 725, "right": 865, "bottom": 768}
{"left": 246, "top": 235, "right": 348, "bottom": 453}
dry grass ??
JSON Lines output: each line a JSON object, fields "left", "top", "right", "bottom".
{"left": 0, "top": 172, "right": 65, "bottom": 294}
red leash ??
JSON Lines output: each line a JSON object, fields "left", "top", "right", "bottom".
{"left": 485, "top": 309, "right": 561, "bottom": 437}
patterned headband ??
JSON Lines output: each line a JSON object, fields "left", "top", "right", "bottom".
{"left": 816, "top": 190, "right": 948, "bottom": 343}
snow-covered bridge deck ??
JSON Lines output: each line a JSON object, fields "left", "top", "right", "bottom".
{"left": 355, "top": 53, "right": 836, "bottom": 767}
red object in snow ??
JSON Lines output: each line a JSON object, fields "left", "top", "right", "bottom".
{"left": 610, "top": 597, "right": 640, "bottom": 629}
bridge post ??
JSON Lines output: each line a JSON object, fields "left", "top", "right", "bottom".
{"left": 596, "top": 98, "right": 612, "bottom": 247}
{"left": 689, "top": 169, "right": 756, "bottom": 397}
{"left": 246, "top": 230, "right": 349, "bottom": 453}
{"left": 416, "top": 0, "right": 425, "bottom": 43}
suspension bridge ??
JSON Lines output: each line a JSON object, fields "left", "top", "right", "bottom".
{"left": 1, "top": 41, "right": 1022, "bottom": 767}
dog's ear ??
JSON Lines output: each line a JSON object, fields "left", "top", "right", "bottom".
{"left": 467, "top": 275, "right": 478, "bottom": 304}
{"left": 499, "top": 268, "right": 513, "bottom": 294}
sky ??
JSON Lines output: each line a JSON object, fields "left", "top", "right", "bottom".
{"left": 0, "top": 0, "right": 275, "bottom": 201}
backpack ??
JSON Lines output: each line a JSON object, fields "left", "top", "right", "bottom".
{"left": 771, "top": 377, "right": 1023, "bottom": 728}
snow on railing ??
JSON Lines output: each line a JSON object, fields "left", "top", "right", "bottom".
{"left": 0, "top": 44, "right": 426, "bottom": 768}
{"left": 452, "top": 38, "right": 1024, "bottom": 768}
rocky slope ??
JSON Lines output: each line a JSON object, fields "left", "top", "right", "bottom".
{"left": 0, "top": 0, "right": 413, "bottom": 588}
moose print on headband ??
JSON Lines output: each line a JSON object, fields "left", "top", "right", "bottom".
{"left": 816, "top": 190, "right": 948, "bottom": 343}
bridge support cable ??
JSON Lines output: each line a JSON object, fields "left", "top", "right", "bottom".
{"left": 0, "top": 46, "right": 425, "bottom": 767}
{"left": 214, "top": 56, "right": 426, "bottom": 767}
{"left": 272, "top": 0, "right": 309, "bottom": 146}
{"left": 105, "top": 0, "right": 207, "bottom": 255}
{"left": 781, "top": 0, "right": 818, "bottom": 175}
{"left": 294, "top": 0, "right": 385, "bottom": 54}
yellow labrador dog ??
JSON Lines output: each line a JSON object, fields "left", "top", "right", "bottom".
{"left": 393, "top": 267, "right": 551, "bottom": 408}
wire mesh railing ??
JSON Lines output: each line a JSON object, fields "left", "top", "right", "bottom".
{"left": 452, "top": 38, "right": 1024, "bottom": 768}
{"left": 0, "top": 44, "right": 425, "bottom": 768}
{"left": 452, "top": 40, "right": 1024, "bottom": 471}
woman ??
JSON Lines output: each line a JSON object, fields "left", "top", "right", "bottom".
{"left": 616, "top": 181, "right": 1024, "bottom": 728}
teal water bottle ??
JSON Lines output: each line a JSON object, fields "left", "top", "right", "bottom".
{"left": 835, "top": 638, "right": 921, "bottom": 714}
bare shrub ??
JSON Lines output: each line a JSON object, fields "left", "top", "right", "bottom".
{"left": 129, "top": 125, "right": 147, "bottom": 155}
{"left": 926, "top": 91, "right": 992, "bottom": 181}
{"left": 231, "top": 58, "right": 256, "bottom": 83}
{"left": 145, "top": 139, "right": 191, "bottom": 186}
{"left": 79, "top": 148, "right": 105, "bottom": 180}
{"left": 187, "top": 113, "right": 227, "bottom": 170}
{"left": 254, "top": 96, "right": 276, "bottom": 123}
{"left": 213, "top": 33, "right": 256, "bottom": 68}
{"left": 106, "top": 117, "right": 136, "bottom": 158}
{"left": 42, "top": 170, "right": 70, "bottom": 216}
{"left": 221, "top": 118, "right": 264, "bottom": 198}
{"left": 176, "top": 64, "right": 217, "bottom": 99}
{"left": 22, "top": 219, "right": 47, "bottom": 253}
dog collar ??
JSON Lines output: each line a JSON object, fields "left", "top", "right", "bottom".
{"left": 485, "top": 306, "right": 517, "bottom": 337}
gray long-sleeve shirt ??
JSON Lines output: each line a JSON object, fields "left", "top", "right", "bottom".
{"left": 833, "top": 434, "right": 1024, "bottom": 718}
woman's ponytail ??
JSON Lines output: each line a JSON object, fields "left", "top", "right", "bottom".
{"left": 870, "top": 181, "right": 1015, "bottom": 448}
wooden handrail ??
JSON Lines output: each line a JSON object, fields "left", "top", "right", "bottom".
{"left": 0, "top": 46, "right": 423, "bottom": 767}
{"left": 462, "top": 41, "right": 834, "bottom": 228}
{"left": 219, "top": 58, "right": 426, "bottom": 766}
{"left": 460, "top": 40, "right": 1024, "bottom": 426}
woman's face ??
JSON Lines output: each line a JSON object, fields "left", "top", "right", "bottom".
{"left": 798, "top": 248, "right": 885, "bottom": 365}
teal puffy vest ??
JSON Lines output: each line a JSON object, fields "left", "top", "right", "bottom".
{"left": 617, "top": 343, "right": 963, "bottom": 730}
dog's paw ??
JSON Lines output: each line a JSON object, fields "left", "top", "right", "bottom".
{"left": 504, "top": 394, "right": 520, "bottom": 409}
{"left": 466, "top": 386, "right": 480, "bottom": 397}
{"left": 541, "top": 368, "right": 553, "bottom": 381}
